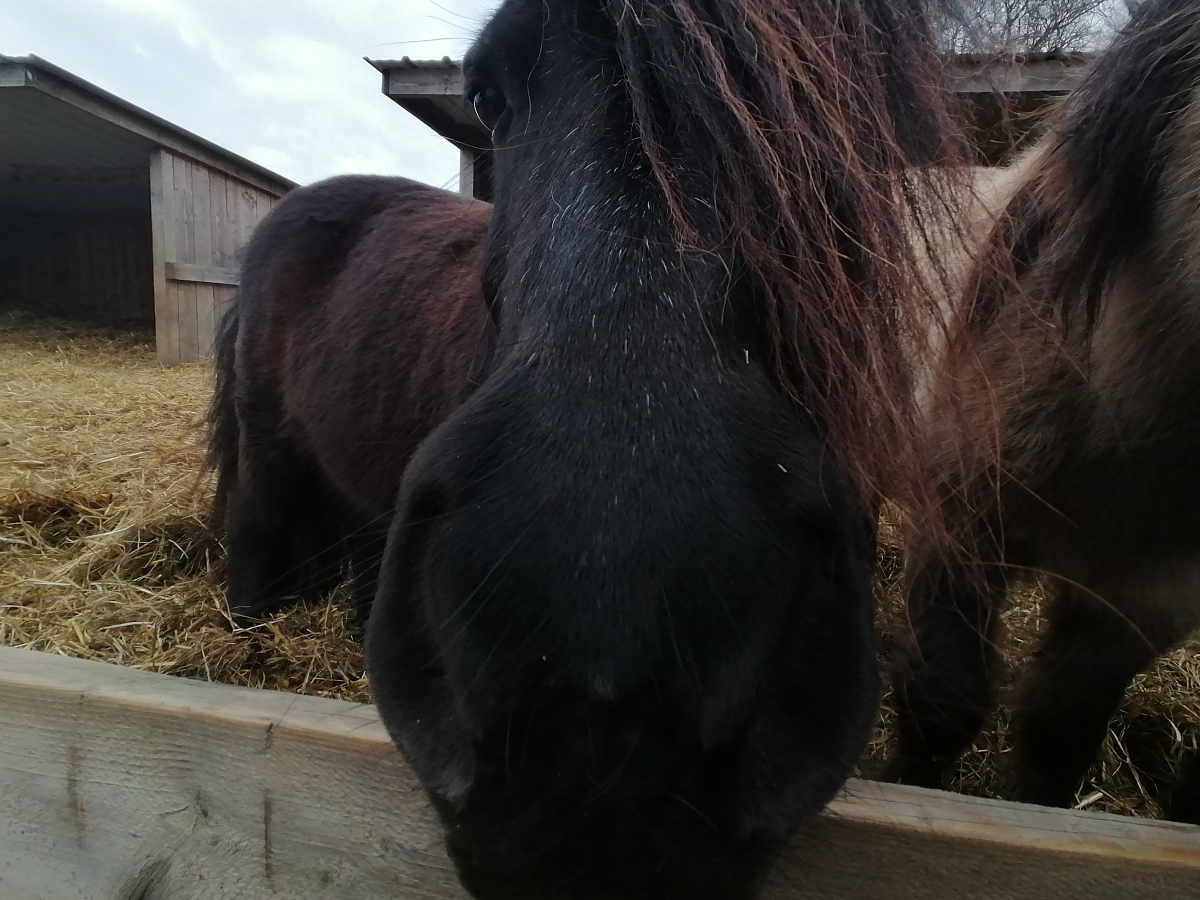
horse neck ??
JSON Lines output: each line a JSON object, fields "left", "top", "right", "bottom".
{"left": 907, "top": 155, "right": 1036, "bottom": 420}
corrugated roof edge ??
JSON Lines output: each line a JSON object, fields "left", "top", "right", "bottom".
{"left": 366, "top": 57, "right": 457, "bottom": 71}
{"left": 368, "top": 52, "right": 1095, "bottom": 72}
{"left": 1, "top": 54, "right": 298, "bottom": 192}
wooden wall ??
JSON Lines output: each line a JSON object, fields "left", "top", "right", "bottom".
{"left": 0, "top": 210, "right": 153, "bottom": 323}
{"left": 149, "top": 148, "right": 283, "bottom": 365}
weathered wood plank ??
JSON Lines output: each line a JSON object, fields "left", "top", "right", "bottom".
{"left": 195, "top": 282, "right": 216, "bottom": 361}
{"left": 768, "top": 785, "right": 1200, "bottom": 899}
{"left": 180, "top": 156, "right": 196, "bottom": 267}
{"left": 192, "top": 163, "right": 214, "bottom": 267}
{"left": 382, "top": 63, "right": 465, "bottom": 97}
{"left": 148, "top": 149, "right": 178, "bottom": 366}
{"left": 165, "top": 262, "right": 239, "bottom": 286}
{"left": 950, "top": 58, "right": 1087, "bottom": 95}
{"left": 1, "top": 647, "right": 1197, "bottom": 900}
{"left": 236, "top": 184, "right": 260, "bottom": 248}
{"left": 175, "top": 282, "right": 199, "bottom": 365}
{"left": 211, "top": 173, "right": 233, "bottom": 269}
{"left": 171, "top": 153, "right": 189, "bottom": 266}
{"left": 0, "top": 647, "right": 458, "bottom": 900}
{"left": 212, "top": 284, "right": 236, "bottom": 353}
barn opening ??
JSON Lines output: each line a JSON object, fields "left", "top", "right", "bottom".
{"left": 0, "top": 55, "right": 295, "bottom": 365}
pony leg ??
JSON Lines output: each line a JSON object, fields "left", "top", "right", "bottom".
{"left": 222, "top": 466, "right": 346, "bottom": 618}
{"left": 1008, "top": 582, "right": 1182, "bottom": 807}
{"left": 1165, "top": 750, "right": 1200, "bottom": 824}
{"left": 346, "top": 530, "right": 388, "bottom": 626}
{"left": 885, "top": 552, "right": 1008, "bottom": 788}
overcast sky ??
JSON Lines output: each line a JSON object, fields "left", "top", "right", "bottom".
{"left": 1, "top": 0, "right": 501, "bottom": 190}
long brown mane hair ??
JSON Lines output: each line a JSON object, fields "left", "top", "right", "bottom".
{"left": 609, "top": 0, "right": 968, "bottom": 521}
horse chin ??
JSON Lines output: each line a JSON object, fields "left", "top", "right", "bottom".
{"left": 424, "top": 692, "right": 874, "bottom": 900}
{"left": 368, "top": 517, "right": 878, "bottom": 899}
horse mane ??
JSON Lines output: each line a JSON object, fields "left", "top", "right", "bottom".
{"left": 966, "top": 0, "right": 1200, "bottom": 336}
{"left": 606, "top": 0, "right": 967, "bottom": 522}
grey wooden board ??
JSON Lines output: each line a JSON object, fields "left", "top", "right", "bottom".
{"left": 950, "top": 58, "right": 1087, "bottom": 94}
{"left": 380, "top": 63, "right": 464, "bottom": 97}
{"left": 148, "top": 149, "right": 178, "bottom": 366}
{"left": 1, "top": 646, "right": 1198, "bottom": 900}
{"left": 0, "top": 646, "right": 459, "bottom": 900}
{"left": 149, "top": 149, "right": 279, "bottom": 363}
{"left": 165, "top": 261, "right": 239, "bottom": 286}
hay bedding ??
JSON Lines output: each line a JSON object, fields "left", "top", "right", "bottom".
{"left": 2, "top": 316, "right": 1198, "bottom": 817}
{"left": 0, "top": 314, "right": 367, "bottom": 702}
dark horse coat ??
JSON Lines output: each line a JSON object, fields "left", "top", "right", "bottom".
{"left": 210, "top": 177, "right": 489, "bottom": 620}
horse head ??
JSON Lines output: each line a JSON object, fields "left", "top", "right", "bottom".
{"left": 367, "top": 1, "right": 959, "bottom": 896}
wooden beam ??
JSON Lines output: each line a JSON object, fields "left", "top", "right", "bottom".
{"left": 0, "top": 60, "right": 30, "bottom": 88}
{"left": 1, "top": 646, "right": 1198, "bottom": 900}
{"left": 0, "top": 164, "right": 146, "bottom": 184}
{"left": 372, "top": 57, "right": 1088, "bottom": 159}
{"left": 459, "top": 148, "right": 476, "bottom": 199}
{"left": 371, "top": 59, "right": 491, "bottom": 149}
{"left": 391, "top": 96, "right": 492, "bottom": 150}
{"left": 148, "top": 149, "right": 178, "bottom": 367}
{"left": 382, "top": 63, "right": 464, "bottom": 97}
{"left": 165, "top": 262, "right": 239, "bottom": 287}
{"left": 373, "top": 56, "right": 1087, "bottom": 100}
{"left": 950, "top": 58, "right": 1087, "bottom": 94}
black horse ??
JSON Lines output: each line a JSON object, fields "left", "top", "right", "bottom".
{"left": 210, "top": 0, "right": 962, "bottom": 897}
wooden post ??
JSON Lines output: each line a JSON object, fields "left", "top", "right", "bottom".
{"left": 1, "top": 646, "right": 1198, "bottom": 900}
{"left": 458, "top": 148, "right": 493, "bottom": 202}
{"left": 148, "top": 148, "right": 178, "bottom": 366}
{"left": 459, "top": 147, "right": 476, "bottom": 199}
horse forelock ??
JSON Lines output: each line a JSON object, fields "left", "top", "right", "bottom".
{"left": 603, "top": 0, "right": 967, "bottom": 526}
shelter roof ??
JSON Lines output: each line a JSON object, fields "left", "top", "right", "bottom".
{"left": 368, "top": 53, "right": 1095, "bottom": 154}
{"left": 0, "top": 54, "right": 295, "bottom": 212}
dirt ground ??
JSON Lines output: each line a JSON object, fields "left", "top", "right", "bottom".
{"left": 2, "top": 315, "right": 1197, "bottom": 818}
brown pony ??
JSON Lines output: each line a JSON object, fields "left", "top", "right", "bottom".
{"left": 209, "top": 0, "right": 964, "bottom": 897}
{"left": 208, "top": 177, "right": 489, "bottom": 623}
{"left": 888, "top": 0, "right": 1200, "bottom": 824}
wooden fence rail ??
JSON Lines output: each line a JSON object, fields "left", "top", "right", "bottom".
{"left": 1, "top": 646, "right": 1197, "bottom": 900}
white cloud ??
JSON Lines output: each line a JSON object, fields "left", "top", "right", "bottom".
{"left": 95, "top": 0, "right": 208, "bottom": 48}
{"left": 0, "top": 0, "right": 502, "bottom": 189}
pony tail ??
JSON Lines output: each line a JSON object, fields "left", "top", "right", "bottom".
{"left": 608, "top": 0, "right": 970, "bottom": 541}
{"left": 206, "top": 300, "right": 241, "bottom": 536}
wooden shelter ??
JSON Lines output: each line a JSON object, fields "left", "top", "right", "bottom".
{"left": 0, "top": 55, "right": 295, "bottom": 365}
{"left": 369, "top": 56, "right": 495, "bottom": 201}
{"left": 368, "top": 53, "right": 1091, "bottom": 199}
{"left": 952, "top": 52, "right": 1090, "bottom": 164}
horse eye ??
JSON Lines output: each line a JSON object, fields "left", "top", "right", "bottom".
{"left": 471, "top": 87, "right": 506, "bottom": 131}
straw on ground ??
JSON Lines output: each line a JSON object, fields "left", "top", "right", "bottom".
{"left": 1, "top": 315, "right": 1196, "bottom": 816}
